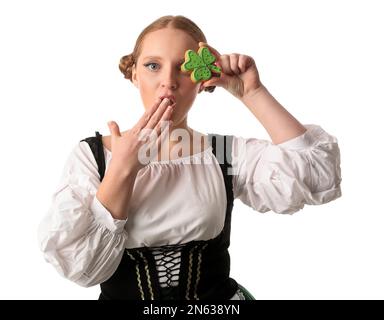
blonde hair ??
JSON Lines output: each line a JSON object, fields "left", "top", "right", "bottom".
{"left": 119, "top": 15, "right": 216, "bottom": 93}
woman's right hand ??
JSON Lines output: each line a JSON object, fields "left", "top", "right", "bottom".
{"left": 107, "top": 97, "right": 175, "bottom": 174}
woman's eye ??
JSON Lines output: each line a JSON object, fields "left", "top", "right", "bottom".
{"left": 144, "top": 62, "right": 187, "bottom": 74}
{"left": 144, "top": 63, "right": 159, "bottom": 71}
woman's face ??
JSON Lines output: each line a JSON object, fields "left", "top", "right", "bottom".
{"left": 132, "top": 28, "right": 203, "bottom": 127}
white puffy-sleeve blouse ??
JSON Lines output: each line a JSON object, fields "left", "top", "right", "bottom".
{"left": 37, "top": 124, "right": 341, "bottom": 290}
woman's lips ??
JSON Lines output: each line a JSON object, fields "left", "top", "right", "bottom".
{"left": 159, "top": 95, "right": 176, "bottom": 105}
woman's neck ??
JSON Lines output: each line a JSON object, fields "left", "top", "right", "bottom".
{"left": 157, "top": 122, "right": 207, "bottom": 161}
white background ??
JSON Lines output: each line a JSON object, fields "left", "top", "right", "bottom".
{"left": 0, "top": 0, "right": 383, "bottom": 299}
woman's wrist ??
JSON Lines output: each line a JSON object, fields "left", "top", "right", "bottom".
{"left": 108, "top": 159, "right": 140, "bottom": 180}
{"left": 240, "top": 83, "right": 267, "bottom": 106}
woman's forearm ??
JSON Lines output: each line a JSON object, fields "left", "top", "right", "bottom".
{"left": 96, "top": 160, "right": 139, "bottom": 220}
{"left": 240, "top": 84, "right": 307, "bottom": 144}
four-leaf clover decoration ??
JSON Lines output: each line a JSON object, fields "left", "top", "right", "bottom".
{"left": 181, "top": 47, "right": 221, "bottom": 83}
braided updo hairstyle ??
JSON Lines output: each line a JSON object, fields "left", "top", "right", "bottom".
{"left": 118, "top": 15, "right": 216, "bottom": 93}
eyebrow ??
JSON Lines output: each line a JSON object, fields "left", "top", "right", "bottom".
{"left": 142, "top": 56, "right": 184, "bottom": 64}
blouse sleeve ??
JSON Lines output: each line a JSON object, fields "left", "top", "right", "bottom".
{"left": 231, "top": 124, "right": 342, "bottom": 214}
{"left": 37, "top": 141, "right": 128, "bottom": 287}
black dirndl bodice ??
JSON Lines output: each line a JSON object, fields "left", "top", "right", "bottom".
{"left": 80, "top": 132, "right": 239, "bottom": 300}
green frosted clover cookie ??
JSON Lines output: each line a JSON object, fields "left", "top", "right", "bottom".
{"left": 181, "top": 47, "right": 221, "bottom": 83}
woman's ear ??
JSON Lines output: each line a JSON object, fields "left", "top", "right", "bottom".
{"left": 132, "top": 64, "right": 138, "bottom": 88}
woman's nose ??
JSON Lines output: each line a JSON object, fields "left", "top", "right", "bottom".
{"left": 161, "top": 70, "right": 178, "bottom": 89}
{"left": 162, "top": 82, "right": 177, "bottom": 90}
{"left": 161, "top": 80, "right": 177, "bottom": 90}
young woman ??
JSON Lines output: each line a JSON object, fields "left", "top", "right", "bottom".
{"left": 37, "top": 15, "right": 341, "bottom": 300}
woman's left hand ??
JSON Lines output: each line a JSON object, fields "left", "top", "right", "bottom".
{"left": 198, "top": 42, "right": 263, "bottom": 100}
